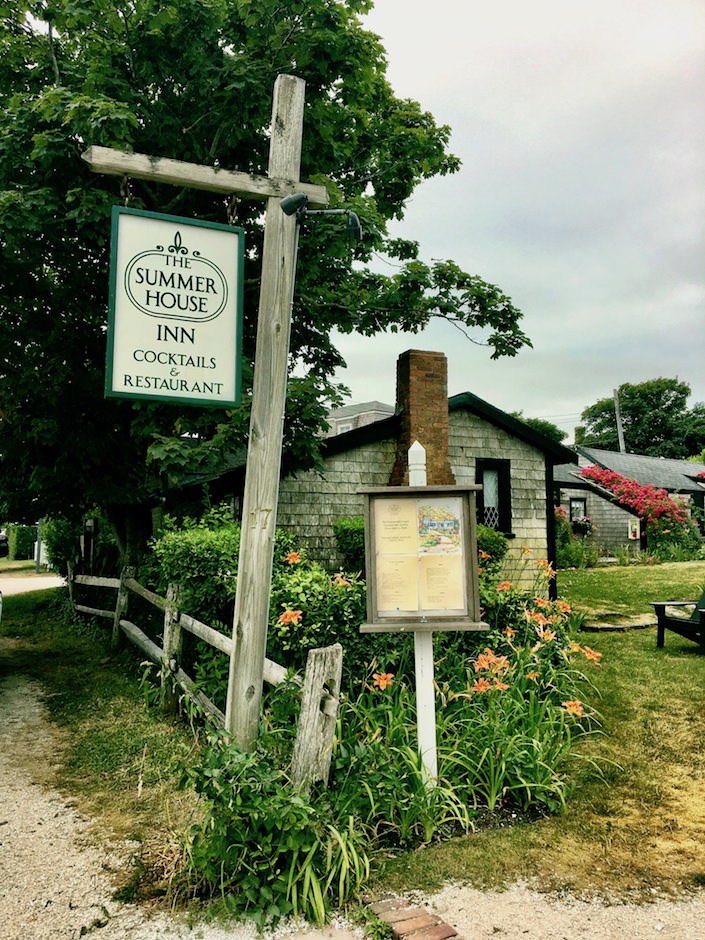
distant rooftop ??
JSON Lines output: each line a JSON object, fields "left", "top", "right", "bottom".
{"left": 325, "top": 400, "right": 394, "bottom": 437}
{"left": 555, "top": 446, "right": 705, "bottom": 494}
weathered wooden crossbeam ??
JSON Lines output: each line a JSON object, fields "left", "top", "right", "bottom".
{"left": 81, "top": 145, "right": 329, "bottom": 207}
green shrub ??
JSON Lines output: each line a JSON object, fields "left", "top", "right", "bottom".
{"left": 8, "top": 523, "right": 37, "bottom": 561}
{"left": 148, "top": 512, "right": 389, "bottom": 699}
{"left": 333, "top": 516, "right": 366, "bottom": 575}
{"left": 554, "top": 507, "right": 599, "bottom": 569}
{"left": 180, "top": 729, "right": 369, "bottom": 928}
{"left": 43, "top": 518, "right": 81, "bottom": 575}
{"left": 476, "top": 524, "right": 509, "bottom": 576}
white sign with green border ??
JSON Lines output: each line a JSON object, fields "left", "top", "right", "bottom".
{"left": 106, "top": 207, "right": 244, "bottom": 407}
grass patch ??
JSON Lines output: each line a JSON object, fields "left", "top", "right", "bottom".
{"left": 0, "top": 558, "right": 46, "bottom": 577}
{"left": 558, "top": 561, "right": 705, "bottom": 619}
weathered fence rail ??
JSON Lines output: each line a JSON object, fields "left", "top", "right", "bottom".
{"left": 67, "top": 564, "right": 342, "bottom": 789}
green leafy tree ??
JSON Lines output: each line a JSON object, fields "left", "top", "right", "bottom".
{"left": 0, "top": 0, "right": 531, "bottom": 561}
{"left": 510, "top": 412, "right": 567, "bottom": 444}
{"left": 579, "top": 379, "right": 705, "bottom": 458}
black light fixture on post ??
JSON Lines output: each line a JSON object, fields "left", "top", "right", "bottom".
{"left": 280, "top": 192, "right": 363, "bottom": 242}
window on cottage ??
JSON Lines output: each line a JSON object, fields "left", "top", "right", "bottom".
{"left": 476, "top": 459, "right": 512, "bottom": 534}
{"left": 569, "top": 498, "right": 587, "bottom": 522}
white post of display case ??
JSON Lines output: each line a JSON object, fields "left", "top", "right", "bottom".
{"left": 408, "top": 441, "right": 438, "bottom": 783}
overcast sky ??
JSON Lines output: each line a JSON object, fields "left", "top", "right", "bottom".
{"left": 329, "top": 0, "right": 705, "bottom": 443}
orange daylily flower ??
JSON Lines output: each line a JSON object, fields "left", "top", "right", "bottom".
{"left": 479, "top": 549, "right": 491, "bottom": 560}
{"left": 526, "top": 670, "right": 540, "bottom": 681}
{"left": 537, "top": 559, "right": 557, "bottom": 579}
{"left": 474, "top": 648, "right": 510, "bottom": 675}
{"left": 562, "top": 700, "right": 585, "bottom": 717}
{"left": 470, "top": 677, "right": 493, "bottom": 694}
{"left": 497, "top": 580, "right": 512, "bottom": 592}
{"left": 582, "top": 645, "right": 603, "bottom": 665}
{"left": 525, "top": 610, "right": 549, "bottom": 627}
{"left": 372, "top": 672, "right": 394, "bottom": 691}
{"left": 333, "top": 573, "right": 351, "bottom": 586}
{"left": 278, "top": 609, "right": 302, "bottom": 625}
{"left": 503, "top": 626, "right": 516, "bottom": 640}
{"left": 536, "top": 625, "right": 557, "bottom": 643}
{"left": 285, "top": 551, "right": 302, "bottom": 565}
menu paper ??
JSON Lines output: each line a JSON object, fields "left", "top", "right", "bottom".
{"left": 374, "top": 496, "right": 467, "bottom": 617}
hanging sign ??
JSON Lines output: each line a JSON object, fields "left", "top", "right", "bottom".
{"left": 106, "top": 207, "right": 244, "bottom": 407}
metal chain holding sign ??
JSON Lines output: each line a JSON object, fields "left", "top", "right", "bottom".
{"left": 120, "top": 174, "right": 132, "bottom": 207}
{"left": 227, "top": 195, "right": 240, "bottom": 226}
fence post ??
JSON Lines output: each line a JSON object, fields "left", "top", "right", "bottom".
{"left": 161, "top": 582, "right": 182, "bottom": 715}
{"left": 291, "top": 644, "right": 343, "bottom": 793}
{"left": 67, "top": 560, "right": 75, "bottom": 611}
{"left": 112, "top": 565, "right": 135, "bottom": 652}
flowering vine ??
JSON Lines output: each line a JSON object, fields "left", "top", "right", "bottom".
{"left": 580, "top": 465, "right": 698, "bottom": 535}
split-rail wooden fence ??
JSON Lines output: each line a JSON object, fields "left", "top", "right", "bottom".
{"left": 67, "top": 564, "right": 342, "bottom": 791}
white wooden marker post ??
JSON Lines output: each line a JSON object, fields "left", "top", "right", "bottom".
{"left": 408, "top": 441, "right": 438, "bottom": 782}
{"left": 84, "top": 75, "right": 328, "bottom": 751}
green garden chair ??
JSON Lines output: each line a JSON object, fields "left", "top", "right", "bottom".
{"left": 651, "top": 588, "right": 705, "bottom": 651}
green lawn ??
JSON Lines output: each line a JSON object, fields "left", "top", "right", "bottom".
{"left": 557, "top": 560, "right": 705, "bottom": 620}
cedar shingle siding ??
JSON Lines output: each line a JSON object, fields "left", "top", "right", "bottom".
{"left": 277, "top": 413, "right": 552, "bottom": 585}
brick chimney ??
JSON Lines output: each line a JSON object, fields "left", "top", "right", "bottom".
{"left": 389, "top": 349, "right": 456, "bottom": 486}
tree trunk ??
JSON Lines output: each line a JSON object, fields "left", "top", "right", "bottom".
{"left": 105, "top": 503, "right": 154, "bottom": 568}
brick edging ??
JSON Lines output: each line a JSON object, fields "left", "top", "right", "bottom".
{"left": 369, "top": 898, "right": 465, "bottom": 940}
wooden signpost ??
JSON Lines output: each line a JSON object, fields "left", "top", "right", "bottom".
{"left": 85, "top": 74, "right": 328, "bottom": 751}
{"left": 360, "top": 442, "right": 486, "bottom": 781}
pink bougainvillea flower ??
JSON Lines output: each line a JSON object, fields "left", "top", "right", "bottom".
{"left": 285, "top": 551, "right": 302, "bottom": 565}
{"left": 372, "top": 672, "right": 394, "bottom": 691}
{"left": 497, "top": 580, "right": 512, "bottom": 592}
{"left": 278, "top": 609, "right": 302, "bottom": 625}
{"left": 562, "top": 700, "right": 585, "bottom": 717}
